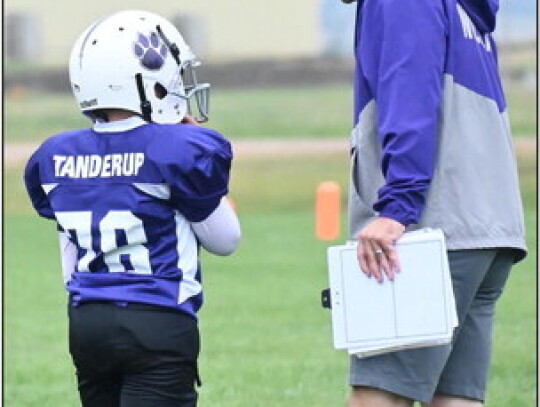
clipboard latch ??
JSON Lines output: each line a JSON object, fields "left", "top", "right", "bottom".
{"left": 321, "top": 288, "right": 331, "bottom": 309}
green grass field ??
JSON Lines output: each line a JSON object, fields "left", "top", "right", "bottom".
{"left": 4, "top": 81, "right": 536, "bottom": 144}
{"left": 4, "top": 85, "right": 537, "bottom": 406}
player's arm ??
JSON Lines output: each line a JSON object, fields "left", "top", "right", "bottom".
{"left": 172, "top": 119, "right": 240, "bottom": 254}
{"left": 150, "top": 125, "right": 241, "bottom": 253}
{"left": 24, "top": 146, "right": 55, "bottom": 219}
{"left": 191, "top": 197, "right": 241, "bottom": 255}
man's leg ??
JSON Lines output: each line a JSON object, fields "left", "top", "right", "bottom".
{"left": 432, "top": 250, "right": 514, "bottom": 403}
{"left": 425, "top": 395, "right": 483, "bottom": 407}
{"left": 347, "top": 250, "right": 505, "bottom": 404}
{"left": 349, "top": 387, "right": 413, "bottom": 407}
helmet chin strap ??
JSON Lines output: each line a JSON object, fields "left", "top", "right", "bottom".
{"left": 135, "top": 73, "right": 152, "bottom": 122}
{"left": 156, "top": 25, "right": 180, "bottom": 65}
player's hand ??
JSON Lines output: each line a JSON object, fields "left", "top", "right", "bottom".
{"left": 357, "top": 217, "right": 405, "bottom": 283}
{"left": 181, "top": 114, "right": 199, "bottom": 125}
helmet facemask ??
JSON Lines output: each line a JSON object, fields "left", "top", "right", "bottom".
{"left": 177, "top": 60, "right": 210, "bottom": 123}
{"left": 154, "top": 23, "right": 210, "bottom": 123}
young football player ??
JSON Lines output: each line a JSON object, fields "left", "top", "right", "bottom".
{"left": 24, "top": 10, "right": 241, "bottom": 407}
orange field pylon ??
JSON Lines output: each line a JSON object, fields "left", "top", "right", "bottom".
{"left": 315, "top": 181, "right": 341, "bottom": 241}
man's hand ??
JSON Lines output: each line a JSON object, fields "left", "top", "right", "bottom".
{"left": 181, "top": 114, "right": 199, "bottom": 125}
{"left": 357, "top": 217, "right": 405, "bottom": 283}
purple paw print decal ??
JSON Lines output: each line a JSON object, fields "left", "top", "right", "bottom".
{"left": 134, "top": 32, "right": 168, "bottom": 70}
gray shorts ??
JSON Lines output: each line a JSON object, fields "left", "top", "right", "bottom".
{"left": 349, "top": 249, "right": 515, "bottom": 403}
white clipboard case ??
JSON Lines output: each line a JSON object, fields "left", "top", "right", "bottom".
{"left": 326, "top": 228, "right": 458, "bottom": 358}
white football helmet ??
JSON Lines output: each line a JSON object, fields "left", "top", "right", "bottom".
{"left": 69, "top": 10, "right": 210, "bottom": 123}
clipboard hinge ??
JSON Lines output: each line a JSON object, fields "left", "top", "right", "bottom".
{"left": 321, "top": 288, "right": 331, "bottom": 309}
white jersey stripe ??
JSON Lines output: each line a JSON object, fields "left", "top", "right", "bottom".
{"left": 174, "top": 210, "right": 202, "bottom": 304}
{"left": 42, "top": 183, "right": 59, "bottom": 194}
{"left": 133, "top": 183, "right": 171, "bottom": 200}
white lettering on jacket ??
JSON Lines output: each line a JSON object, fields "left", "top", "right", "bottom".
{"left": 457, "top": 4, "right": 492, "bottom": 52}
{"left": 53, "top": 153, "right": 145, "bottom": 178}
{"left": 457, "top": 4, "right": 491, "bottom": 52}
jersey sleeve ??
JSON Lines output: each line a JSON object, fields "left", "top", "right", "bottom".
{"left": 149, "top": 125, "right": 233, "bottom": 222}
{"left": 191, "top": 197, "right": 241, "bottom": 256}
{"left": 23, "top": 145, "right": 55, "bottom": 220}
{"left": 358, "top": 0, "right": 446, "bottom": 226}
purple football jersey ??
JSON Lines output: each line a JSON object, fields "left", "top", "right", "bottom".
{"left": 24, "top": 118, "right": 232, "bottom": 317}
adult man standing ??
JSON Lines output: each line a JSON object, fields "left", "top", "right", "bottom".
{"left": 345, "top": 0, "right": 526, "bottom": 405}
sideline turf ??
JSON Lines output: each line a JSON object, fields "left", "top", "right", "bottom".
{"left": 5, "top": 151, "right": 536, "bottom": 406}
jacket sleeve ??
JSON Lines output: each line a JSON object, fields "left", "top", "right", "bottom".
{"left": 359, "top": 0, "right": 446, "bottom": 226}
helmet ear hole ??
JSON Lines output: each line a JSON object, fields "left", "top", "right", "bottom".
{"left": 154, "top": 83, "right": 168, "bottom": 99}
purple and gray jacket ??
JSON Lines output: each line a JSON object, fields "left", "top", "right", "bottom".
{"left": 349, "top": 0, "right": 526, "bottom": 260}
